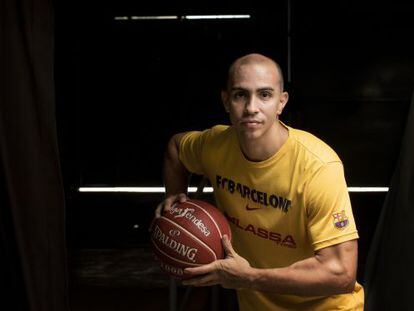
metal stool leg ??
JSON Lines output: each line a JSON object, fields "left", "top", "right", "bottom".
{"left": 211, "top": 285, "right": 219, "bottom": 311}
{"left": 169, "top": 277, "right": 177, "bottom": 311}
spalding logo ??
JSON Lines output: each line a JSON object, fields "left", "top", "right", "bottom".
{"left": 170, "top": 205, "right": 211, "bottom": 237}
{"left": 153, "top": 225, "right": 198, "bottom": 262}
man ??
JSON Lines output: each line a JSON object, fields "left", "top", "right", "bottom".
{"left": 155, "top": 53, "right": 364, "bottom": 310}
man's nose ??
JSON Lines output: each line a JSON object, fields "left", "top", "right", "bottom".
{"left": 244, "top": 96, "right": 259, "bottom": 114}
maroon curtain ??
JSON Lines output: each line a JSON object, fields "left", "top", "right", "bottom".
{"left": 0, "top": 0, "right": 69, "bottom": 310}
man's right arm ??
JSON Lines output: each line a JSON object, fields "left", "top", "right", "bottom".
{"left": 155, "top": 133, "right": 190, "bottom": 218}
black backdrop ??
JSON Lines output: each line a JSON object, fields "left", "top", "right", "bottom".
{"left": 57, "top": 1, "right": 288, "bottom": 187}
{"left": 57, "top": 1, "right": 414, "bottom": 188}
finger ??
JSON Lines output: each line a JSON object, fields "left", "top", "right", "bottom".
{"left": 222, "top": 234, "right": 236, "bottom": 256}
{"left": 184, "top": 262, "right": 216, "bottom": 276}
{"left": 164, "top": 193, "right": 187, "bottom": 212}
{"left": 177, "top": 193, "right": 187, "bottom": 203}
{"left": 155, "top": 193, "right": 187, "bottom": 219}
{"left": 164, "top": 193, "right": 183, "bottom": 210}
{"left": 163, "top": 196, "right": 175, "bottom": 211}
{"left": 155, "top": 201, "right": 165, "bottom": 218}
{"left": 182, "top": 273, "right": 218, "bottom": 287}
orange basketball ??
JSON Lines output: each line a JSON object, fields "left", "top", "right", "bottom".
{"left": 151, "top": 199, "right": 232, "bottom": 279}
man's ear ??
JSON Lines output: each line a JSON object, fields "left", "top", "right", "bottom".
{"left": 221, "top": 90, "right": 230, "bottom": 113}
{"left": 277, "top": 91, "right": 289, "bottom": 115}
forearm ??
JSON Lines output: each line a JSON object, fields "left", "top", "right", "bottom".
{"left": 244, "top": 255, "right": 355, "bottom": 296}
{"left": 163, "top": 133, "right": 190, "bottom": 196}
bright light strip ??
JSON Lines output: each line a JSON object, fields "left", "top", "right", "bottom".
{"left": 114, "top": 15, "right": 250, "bottom": 21}
{"left": 114, "top": 16, "right": 129, "bottom": 20}
{"left": 347, "top": 187, "right": 389, "bottom": 192}
{"left": 184, "top": 15, "right": 251, "bottom": 20}
{"left": 130, "top": 16, "right": 178, "bottom": 20}
{"left": 78, "top": 187, "right": 214, "bottom": 193}
{"left": 78, "top": 187, "right": 388, "bottom": 193}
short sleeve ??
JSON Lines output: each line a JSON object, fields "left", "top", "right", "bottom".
{"left": 305, "top": 161, "right": 359, "bottom": 251}
{"left": 179, "top": 130, "right": 209, "bottom": 175}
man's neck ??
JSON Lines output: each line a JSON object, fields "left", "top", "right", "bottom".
{"left": 238, "top": 121, "right": 288, "bottom": 162}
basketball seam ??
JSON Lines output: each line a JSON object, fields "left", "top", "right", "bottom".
{"left": 160, "top": 216, "right": 218, "bottom": 261}
{"left": 186, "top": 201, "right": 224, "bottom": 239}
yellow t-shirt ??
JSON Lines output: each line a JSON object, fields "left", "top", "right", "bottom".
{"left": 179, "top": 124, "right": 364, "bottom": 311}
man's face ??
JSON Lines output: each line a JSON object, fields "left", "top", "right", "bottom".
{"left": 222, "top": 62, "right": 288, "bottom": 141}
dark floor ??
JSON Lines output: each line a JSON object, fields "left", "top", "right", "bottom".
{"left": 68, "top": 247, "right": 238, "bottom": 311}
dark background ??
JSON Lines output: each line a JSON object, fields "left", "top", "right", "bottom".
{"left": 55, "top": 1, "right": 414, "bottom": 307}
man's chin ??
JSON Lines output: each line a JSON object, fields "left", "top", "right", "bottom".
{"left": 237, "top": 128, "right": 262, "bottom": 140}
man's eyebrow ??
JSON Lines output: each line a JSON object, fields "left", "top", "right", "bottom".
{"left": 230, "top": 87, "right": 275, "bottom": 91}
{"left": 231, "top": 87, "right": 247, "bottom": 91}
{"left": 257, "top": 87, "right": 275, "bottom": 92}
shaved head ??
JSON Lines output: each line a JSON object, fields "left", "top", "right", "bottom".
{"left": 226, "top": 53, "right": 284, "bottom": 91}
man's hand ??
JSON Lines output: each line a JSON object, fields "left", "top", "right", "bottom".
{"left": 182, "top": 235, "right": 252, "bottom": 289}
{"left": 149, "top": 193, "right": 188, "bottom": 232}
{"left": 154, "top": 193, "right": 188, "bottom": 218}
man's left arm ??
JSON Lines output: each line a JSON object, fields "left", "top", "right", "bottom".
{"left": 183, "top": 236, "right": 357, "bottom": 296}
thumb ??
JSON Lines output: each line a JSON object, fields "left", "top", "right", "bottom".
{"left": 222, "top": 234, "right": 236, "bottom": 257}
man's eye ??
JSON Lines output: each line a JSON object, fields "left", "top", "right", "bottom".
{"left": 234, "top": 92, "right": 246, "bottom": 99}
{"left": 260, "top": 92, "right": 272, "bottom": 99}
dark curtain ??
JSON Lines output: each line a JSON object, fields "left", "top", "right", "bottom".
{"left": 0, "top": 0, "right": 69, "bottom": 310}
{"left": 364, "top": 92, "right": 414, "bottom": 310}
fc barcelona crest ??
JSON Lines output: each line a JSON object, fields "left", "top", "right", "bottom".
{"left": 332, "top": 210, "right": 349, "bottom": 229}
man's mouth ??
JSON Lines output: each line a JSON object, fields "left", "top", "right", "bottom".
{"left": 240, "top": 119, "right": 262, "bottom": 128}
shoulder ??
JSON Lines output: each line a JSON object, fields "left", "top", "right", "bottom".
{"left": 209, "top": 125, "right": 233, "bottom": 141}
{"left": 208, "top": 124, "right": 232, "bottom": 136}
{"left": 180, "top": 124, "right": 233, "bottom": 149}
{"left": 183, "top": 124, "right": 232, "bottom": 142}
{"left": 288, "top": 126, "right": 341, "bottom": 165}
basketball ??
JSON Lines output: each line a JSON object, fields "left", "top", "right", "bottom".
{"left": 150, "top": 199, "right": 232, "bottom": 279}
